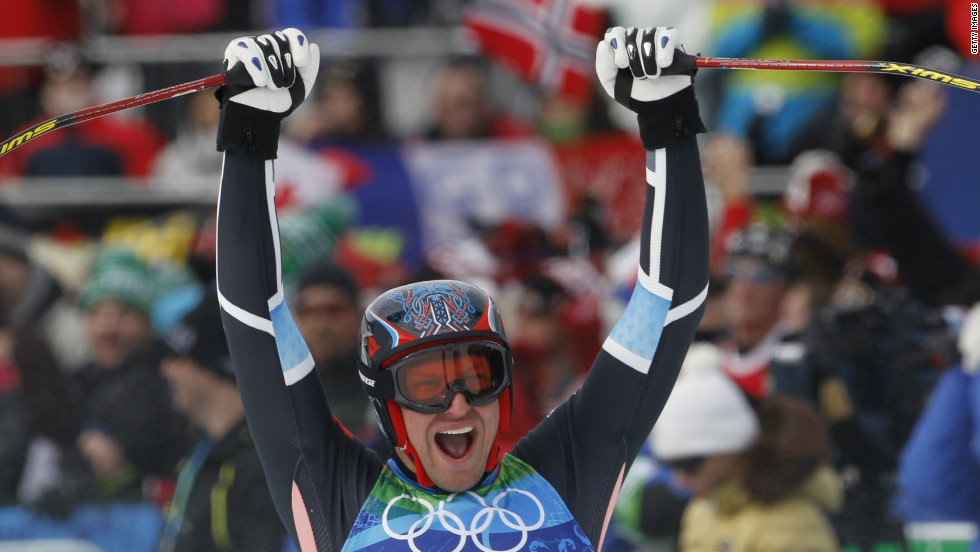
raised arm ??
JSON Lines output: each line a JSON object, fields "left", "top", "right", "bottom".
{"left": 511, "top": 26, "right": 710, "bottom": 547}
{"left": 213, "top": 30, "right": 381, "bottom": 552}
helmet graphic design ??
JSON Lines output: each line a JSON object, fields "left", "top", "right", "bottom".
{"left": 389, "top": 282, "right": 477, "bottom": 335}
{"left": 356, "top": 280, "right": 513, "bottom": 488}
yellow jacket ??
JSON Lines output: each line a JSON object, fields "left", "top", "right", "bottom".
{"left": 679, "top": 465, "right": 843, "bottom": 552}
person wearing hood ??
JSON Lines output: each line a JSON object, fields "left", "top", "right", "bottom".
{"left": 652, "top": 343, "right": 843, "bottom": 551}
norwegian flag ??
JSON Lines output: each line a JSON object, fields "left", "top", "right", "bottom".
{"left": 461, "top": 0, "right": 607, "bottom": 102}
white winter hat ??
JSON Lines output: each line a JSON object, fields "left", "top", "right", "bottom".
{"left": 652, "top": 343, "right": 760, "bottom": 460}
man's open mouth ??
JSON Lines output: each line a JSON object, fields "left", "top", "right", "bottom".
{"left": 435, "top": 426, "right": 475, "bottom": 459}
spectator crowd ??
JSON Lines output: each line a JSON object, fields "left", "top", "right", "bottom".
{"left": 1, "top": 0, "right": 979, "bottom": 551}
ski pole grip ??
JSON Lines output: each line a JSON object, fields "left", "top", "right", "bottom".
{"left": 661, "top": 51, "right": 699, "bottom": 76}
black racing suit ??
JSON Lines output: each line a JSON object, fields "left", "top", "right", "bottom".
{"left": 215, "top": 125, "right": 708, "bottom": 551}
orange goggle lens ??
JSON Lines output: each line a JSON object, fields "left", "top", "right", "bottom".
{"left": 390, "top": 342, "right": 509, "bottom": 413}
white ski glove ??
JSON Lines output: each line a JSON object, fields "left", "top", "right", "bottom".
{"left": 216, "top": 28, "right": 320, "bottom": 159}
{"left": 596, "top": 26, "right": 704, "bottom": 150}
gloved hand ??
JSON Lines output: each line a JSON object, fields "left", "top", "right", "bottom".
{"left": 596, "top": 26, "right": 704, "bottom": 150}
{"left": 216, "top": 28, "right": 320, "bottom": 159}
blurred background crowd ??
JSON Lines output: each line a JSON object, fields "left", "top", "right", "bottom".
{"left": 0, "top": 0, "right": 979, "bottom": 551}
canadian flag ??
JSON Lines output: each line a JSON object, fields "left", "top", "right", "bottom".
{"left": 461, "top": 0, "right": 607, "bottom": 102}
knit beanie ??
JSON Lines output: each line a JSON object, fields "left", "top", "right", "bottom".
{"left": 725, "top": 223, "right": 798, "bottom": 281}
{"left": 652, "top": 343, "right": 760, "bottom": 460}
{"left": 79, "top": 249, "right": 158, "bottom": 317}
{"left": 296, "top": 260, "right": 359, "bottom": 300}
{"left": 165, "top": 288, "right": 234, "bottom": 380}
{"left": 279, "top": 199, "right": 355, "bottom": 283}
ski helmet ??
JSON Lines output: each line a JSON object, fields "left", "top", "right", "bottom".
{"left": 357, "top": 280, "right": 513, "bottom": 487}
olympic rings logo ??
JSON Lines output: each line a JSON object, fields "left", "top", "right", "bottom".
{"left": 381, "top": 488, "right": 546, "bottom": 552}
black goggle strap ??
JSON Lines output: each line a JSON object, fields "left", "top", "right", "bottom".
{"left": 358, "top": 364, "right": 397, "bottom": 401}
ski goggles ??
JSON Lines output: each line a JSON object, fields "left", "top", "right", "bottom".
{"left": 385, "top": 341, "right": 511, "bottom": 414}
{"left": 724, "top": 258, "right": 786, "bottom": 286}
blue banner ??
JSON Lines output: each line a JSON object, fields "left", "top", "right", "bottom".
{"left": 402, "top": 139, "right": 565, "bottom": 251}
{"left": 918, "top": 61, "right": 980, "bottom": 247}
{"left": 0, "top": 503, "right": 161, "bottom": 552}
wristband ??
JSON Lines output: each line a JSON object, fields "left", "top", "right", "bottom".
{"left": 635, "top": 86, "right": 706, "bottom": 151}
{"left": 215, "top": 101, "right": 282, "bottom": 159}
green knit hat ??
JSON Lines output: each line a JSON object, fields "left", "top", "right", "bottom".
{"left": 278, "top": 198, "right": 355, "bottom": 284}
{"left": 79, "top": 249, "right": 159, "bottom": 317}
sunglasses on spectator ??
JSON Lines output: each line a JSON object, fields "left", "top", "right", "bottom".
{"left": 724, "top": 260, "right": 785, "bottom": 285}
{"left": 297, "top": 300, "right": 357, "bottom": 318}
{"left": 664, "top": 456, "right": 706, "bottom": 474}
